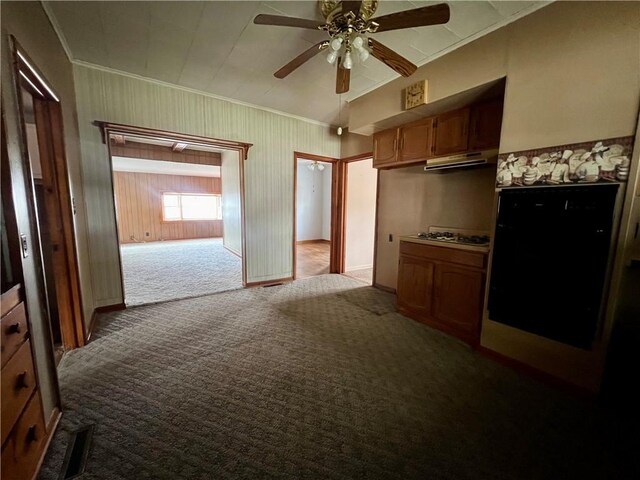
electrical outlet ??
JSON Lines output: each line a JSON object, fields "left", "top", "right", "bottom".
{"left": 388, "top": 234, "right": 393, "bottom": 242}
{"left": 145, "top": 232, "right": 150, "bottom": 237}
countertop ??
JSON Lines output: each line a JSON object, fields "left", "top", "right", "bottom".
{"left": 400, "top": 235, "right": 491, "bottom": 254}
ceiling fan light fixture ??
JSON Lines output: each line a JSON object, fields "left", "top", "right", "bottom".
{"left": 330, "top": 36, "right": 343, "bottom": 51}
{"left": 343, "top": 51, "right": 353, "bottom": 69}
{"left": 351, "top": 35, "right": 364, "bottom": 50}
{"left": 358, "top": 47, "right": 370, "bottom": 62}
{"left": 327, "top": 50, "right": 338, "bottom": 64}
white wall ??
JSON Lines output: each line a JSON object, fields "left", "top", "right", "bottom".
{"left": 345, "top": 159, "right": 377, "bottom": 271}
{"left": 296, "top": 160, "right": 331, "bottom": 241}
{"left": 221, "top": 150, "right": 242, "bottom": 256}
{"left": 73, "top": 65, "right": 340, "bottom": 304}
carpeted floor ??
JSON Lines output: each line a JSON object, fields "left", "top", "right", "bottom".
{"left": 39, "top": 275, "right": 636, "bottom": 479}
{"left": 343, "top": 267, "right": 373, "bottom": 285}
{"left": 120, "top": 238, "right": 242, "bottom": 306}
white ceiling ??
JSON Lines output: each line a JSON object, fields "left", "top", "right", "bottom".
{"left": 45, "top": 1, "right": 548, "bottom": 125}
{"left": 114, "top": 134, "right": 224, "bottom": 153}
{"left": 112, "top": 156, "right": 221, "bottom": 177}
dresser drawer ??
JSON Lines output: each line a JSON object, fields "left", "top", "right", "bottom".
{"left": 1, "top": 340, "right": 36, "bottom": 445}
{"left": 1, "top": 392, "right": 46, "bottom": 480}
{"left": 1, "top": 303, "right": 29, "bottom": 368}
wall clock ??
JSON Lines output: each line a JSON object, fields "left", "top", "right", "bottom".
{"left": 404, "top": 80, "right": 428, "bottom": 110}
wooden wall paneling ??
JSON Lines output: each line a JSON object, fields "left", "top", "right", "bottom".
{"left": 112, "top": 172, "right": 222, "bottom": 243}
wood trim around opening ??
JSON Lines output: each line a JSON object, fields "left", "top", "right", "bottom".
{"left": 96, "top": 121, "right": 250, "bottom": 299}
{"left": 293, "top": 152, "right": 340, "bottom": 280}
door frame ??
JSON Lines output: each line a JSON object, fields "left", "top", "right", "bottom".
{"left": 293, "top": 152, "right": 342, "bottom": 279}
{"left": 340, "top": 152, "right": 377, "bottom": 283}
{"left": 11, "top": 39, "right": 86, "bottom": 350}
{"left": 94, "top": 121, "right": 253, "bottom": 298}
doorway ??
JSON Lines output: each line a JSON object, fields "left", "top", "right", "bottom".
{"left": 296, "top": 157, "right": 332, "bottom": 278}
{"left": 101, "top": 125, "right": 249, "bottom": 306}
{"left": 342, "top": 157, "right": 377, "bottom": 285}
{"left": 13, "top": 44, "right": 85, "bottom": 353}
{"left": 293, "top": 153, "right": 339, "bottom": 279}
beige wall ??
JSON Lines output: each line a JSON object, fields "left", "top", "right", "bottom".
{"left": 350, "top": 2, "right": 640, "bottom": 146}
{"left": 221, "top": 151, "right": 242, "bottom": 256}
{"left": 340, "top": 131, "right": 373, "bottom": 158}
{"left": 1, "top": 1, "right": 93, "bottom": 424}
{"left": 345, "top": 159, "right": 377, "bottom": 271}
{"left": 352, "top": 1, "right": 640, "bottom": 391}
{"left": 73, "top": 65, "right": 340, "bottom": 305}
{"left": 375, "top": 165, "right": 497, "bottom": 288}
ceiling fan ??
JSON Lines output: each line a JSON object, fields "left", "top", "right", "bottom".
{"left": 253, "top": 0, "right": 451, "bottom": 94}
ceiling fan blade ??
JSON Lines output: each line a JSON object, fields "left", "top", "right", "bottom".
{"left": 368, "top": 38, "right": 417, "bottom": 77}
{"left": 336, "top": 60, "right": 351, "bottom": 94}
{"left": 342, "top": 1, "right": 363, "bottom": 16}
{"left": 373, "top": 3, "right": 450, "bottom": 33}
{"left": 254, "top": 14, "right": 322, "bottom": 30}
{"left": 274, "top": 42, "right": 329, "bottom": 79}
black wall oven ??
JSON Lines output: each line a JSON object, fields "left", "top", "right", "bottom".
{"left": 488, "top": 184, "right": 619, "bottom": 349}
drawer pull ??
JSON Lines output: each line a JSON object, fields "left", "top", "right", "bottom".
{"left": 27, "top": 425, "right": 39, "bottom": 443}
{"left": 7, "top": 322, "right": 21, "bottom": 334}
{"left": 15, "top": 371, "right": 29, "bottom": 389}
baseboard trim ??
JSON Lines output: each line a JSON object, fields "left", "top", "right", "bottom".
{"left": 223, "top": 245, "right": 242, "bottom": 258}
{"left": 345, "top": 264, "right": 373, "bottom": 272}
{"left": 296, "top": 239, "right": 330, "bottom": 245}
{"left": 245, "top": 276, "right": 294, "bottom": 288}
{"left": 34, "top": 407, "right": 62, "bottom": 480}
{"left": 373, "top": 283, "right": 396, "bottom": 294}
{"left": 476, "top": 346, "right": 596, "bottom": 398}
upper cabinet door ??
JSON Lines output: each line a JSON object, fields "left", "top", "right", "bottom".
{"left": 373, "top": 128, "right": 398, "bottom": 168}
{"left": 433, "top": 108, "right": 470, "bottom": 157}
{"left": 398, "top": 117, "right": 434, "bottom": 163}
{"left": 468, "top": 100, "right": 503, "bottom": 151}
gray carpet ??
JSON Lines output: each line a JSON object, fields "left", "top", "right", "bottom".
{"left": 39, "top": 275, "right": 635, "bottom": 479}
{"left": 120, "top": 238, "right": 242, "bottom": 306}
{"left": 343, "top": 268, "right": 373, "bottom": 285}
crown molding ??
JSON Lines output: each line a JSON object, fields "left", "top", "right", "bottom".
{"left": 71, "top": 60, "right": 333, "bottom": 129}
{"left": 40, "top": 1, "right": 74, "bottom": 63}
{"left": 348, "top": 1, "right": 553, "bottom": 102}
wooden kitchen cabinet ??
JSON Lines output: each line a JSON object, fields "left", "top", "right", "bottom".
{"left": 396, "top": 255, "right": 435, "bottom": 318}
{"left": 468, "top": 100, "right": 503, "bottom": 151}
{"left": 396, "top": 240, "right": 486, "bottom": 345}
{"left": 433, "top": 108, "right": 470, "bottom": 156}
{"left": 398, "top": 117, "right": 434, "bottom": 163}
{"left": 372, "top": 127, "right": 398, "bottom": 168}
{"left": 433, "top": 263, "right": 484, "bottom": 335}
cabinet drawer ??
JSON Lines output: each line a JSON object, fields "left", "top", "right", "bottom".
{"left": 2, "top": 303, "right": 29, "bottom": 368}
{"left": 1, "top": 392, "right": 46, "bottom": 480}
{"left": 1, "top": 340, "right": 36, "bottom": 445}
{"left": 400, "top": 242, "right": 486, "bottom": 269}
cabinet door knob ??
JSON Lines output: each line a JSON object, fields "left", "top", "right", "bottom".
{"left": 15, "top": 371, "right": 29, "bottom": 389}
{"left": 7, "top": 323, "right": 21, "bottom": 334}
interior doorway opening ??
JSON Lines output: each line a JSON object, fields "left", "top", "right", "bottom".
{"left": 293, "top": 152, "right": 340, "bottom": 280}
{"left": 106, "top": 132, "right": 245, "bottom": 306}
{"left": 13, "top": 44, "right": 85, "bottom": 354}
{"left": 342, "top": 157, "right": 377, "bottom": 285}
{"left": 296, "top": 158, "right": 333, "bottom": 278}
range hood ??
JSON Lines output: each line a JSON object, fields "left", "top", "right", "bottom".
{"left": 424, "top": 149, "right": 498, "bottom": 172}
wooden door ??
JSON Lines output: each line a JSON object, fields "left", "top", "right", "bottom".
{"left": 396, "top": 255, "right": 434, "bottom": 317}
{"left": 398, "top": 117, "right": 434, "bottom": 163}
{"left": 372, "top": 128, "right": 398, "bottom": 167}
{"left": 433, "top": 263, "right": 483, "bottom": 335}
{"left": 433, "top": 108, "right": 470, "bottom": 156}
{"left": 469, "top": 100, "right": 503, "bottom": 151}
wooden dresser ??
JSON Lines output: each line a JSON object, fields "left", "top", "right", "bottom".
{"left": 1, "top": 284, "right": 48, "bottom": 480}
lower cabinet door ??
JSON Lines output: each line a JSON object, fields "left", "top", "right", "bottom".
{"left": 433, "top": 263, "right": 483, "bottom": 336}
{"left": 397, "top": 256, "right": 434, "bottom": 317}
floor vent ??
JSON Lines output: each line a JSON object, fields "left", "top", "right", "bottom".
{"left": 59, "top": 425, "right": 94, "bottom": 479}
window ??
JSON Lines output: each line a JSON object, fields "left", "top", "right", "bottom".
{"left": 162, "top": 193, "right": 222, "bottom": 221}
